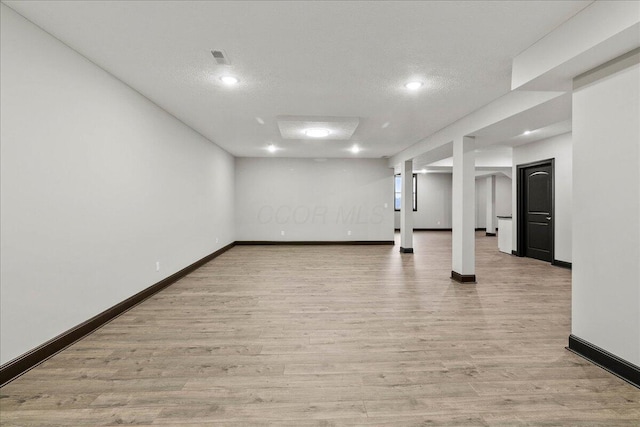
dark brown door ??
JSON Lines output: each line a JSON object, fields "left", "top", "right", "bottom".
{"left": 523, "top": 164, "right": 552, "bottom": 261}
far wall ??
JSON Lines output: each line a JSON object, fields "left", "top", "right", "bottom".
{"left": 476, "top": 175, "right": 513, "bottom": 229}
{"left": 235, "top": 158, "right": 394, "bottom": 242}
{"left": 394, "top": 173, "right": 512, "bottom": 229}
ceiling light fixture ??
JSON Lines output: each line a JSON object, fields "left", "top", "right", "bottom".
{"left": 220, "top": 76, "right": 239, "bottom": 85}
{"left": 256, "top": 117, "right": 265, "bottom": 125}
{"left": 523, "top": 130, "right": 532, "bottom": 135}
{"left": 405, "top": 81, "right": 423, "bottom": 90}
{"left": 266, "top": 144, "right": 277, "bottom": 153}
{"left": 304, "top": 128, "right": 331, "bottom": 138}
{"left": 350, "top": 145, "right": 360, "bottom": 154}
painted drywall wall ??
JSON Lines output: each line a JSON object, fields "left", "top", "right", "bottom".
{"left": 572, "top": 54, "right": 639, "bottom": 365}
{"left": 511, "top": 132, "right": 573, "bottom": 262}
{"left": 394, "top": 173, "right": 511, "bottom": 229}
{"left": 0, "top": 5, "right": 235, "bottom": 364}
{"left": 475, "top": 175, "right": 512, "bottom": 228}
{"left": 235, "top": 158, "right": 394, "bottom": 241}
{"left": 394, "top": 173, "right": 452, "bottom": 229}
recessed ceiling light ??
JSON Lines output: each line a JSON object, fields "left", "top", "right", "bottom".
{"left": 220, "top": 76, "right": 239, "bottom": 85}
{"left": 304, "top": 128, "right": 331, "bottom": 138}
{"left": 266, "top": 144, "right": 277, "bottom": 153}
{"left": 523, "top": 130, "right": 532, "bottom": 135}
{"left": 421, "top": 169, "right": 427, "bottom": 174}
{"left": 350, "top": 145, "right": 360, "bottom": 154}
{"left": 256, "top": 117, "right": 265, "bottom": 125}
{"left": 381, "top": 121, "right": 390, "bottom": 129}
{"left": 405, "top": 81, "right": 423, "bottom": 90}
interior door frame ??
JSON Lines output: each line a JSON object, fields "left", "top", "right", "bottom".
{"left": 516, "top": 158, "right": 555, "bottom": 262}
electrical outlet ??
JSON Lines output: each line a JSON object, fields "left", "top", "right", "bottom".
{"left": 384, "top": 203, "right": 388, "bottom": 208}
{"left": 437, "top": 221, "right": 441, "bottom": 225}
{"left": 281, "top": 230, "right": 285, "bottom": 236}
{"left": 156, "top": 261, "right": 160, "bottom": 272}
{"left": 216, "top": 237, "right": 219, "bottom": 243}
{"left": 347, "top": 230, "right": 352, "bottom": 236}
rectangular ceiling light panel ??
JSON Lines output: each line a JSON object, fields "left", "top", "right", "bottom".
{"left": 277, "top": 115, "right": 360, "bottom": 140}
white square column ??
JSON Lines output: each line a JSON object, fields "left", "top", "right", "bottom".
{"left": 452, "top": 136, "right": 476, "bottom": 282}
{"left": 485, "top": 175, "right": 496, "bottom": 236}
{"left": 400, "top": 159, "right": 414, "bottom": 253}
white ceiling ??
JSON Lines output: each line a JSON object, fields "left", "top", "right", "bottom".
{"left": 428, "top": 146, "right": 514, "bottom": 169}
{"left": 3, "top": 0, "right": 591, "bottom": 158}
{"left": 472, "top": 93, "right": 573, "bottom": 149}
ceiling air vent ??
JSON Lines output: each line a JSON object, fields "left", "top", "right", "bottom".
{"left": 211, "top": 50, "right": 230, "bottom": 65}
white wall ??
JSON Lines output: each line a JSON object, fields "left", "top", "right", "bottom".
{"left": 511, "top": 132, "right": 572, "bottom": 262}
{"left": 0, "top": 6, "right": 235, "bottom": 364}
{"left": 572, "top": 53, "right": 640, "bottom": 365}
{"left": 394, "top": 173, "right": 452, "bottom": 229}
{"left": 235, "top": 158, "right": 394, "bottom": 241}
{"left": 417, "top": 173, "right": 454, "bottom": 229}
{"left": 476, "top": 175, "right": 512, "bottom": 229}
{"left": 394, "top": 172, "right": 511, "bottom": 230}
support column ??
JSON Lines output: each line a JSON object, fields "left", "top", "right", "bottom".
{"left": 400, "top": 159, "right": 413, "bottom": 253}
{"left": 485, "top": 175, "right": 496, "bottom": 236}
{"left": 452, "top": 136, "right": 476, "bottom": 282}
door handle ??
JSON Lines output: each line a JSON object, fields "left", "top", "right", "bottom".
{"left": 546, "top": 217, "right": 552, "bottom": 220}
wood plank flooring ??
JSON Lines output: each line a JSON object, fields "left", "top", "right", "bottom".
{"left": 1, "top": 232, "right": 639, "bottom": 426}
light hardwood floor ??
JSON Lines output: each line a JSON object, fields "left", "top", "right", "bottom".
{"left": 1, "top": 232, "right": 639, "bottom": 426}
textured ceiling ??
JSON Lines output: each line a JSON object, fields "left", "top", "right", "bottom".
{"left": 4, "top": 0, "right": 591, "bottom": 158}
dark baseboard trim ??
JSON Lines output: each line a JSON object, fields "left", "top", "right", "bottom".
{"left": 451, "top": 271, "right": 476, "bottom": 283}
{"left": 0, "top": 242, "right": 236, "bottom": 388}
{"left": 235, "top": 240, "right": 394, "bottom": 246}
{"left": 511, "top": 250, "right": 519, "bottom": 256}
{"left": 395, "top": 229, "right": 496, "bottom": 233}
{"left": 399, "top": 247, "right": 414, "bottom": 253}
{"left": 567, "top": 334, "right": 640, "bottom": 389}
{"left": 552, "top": 259, "right": 572, "bottom": 269}
{"left": 395, "top": 228, "right": 452, "bottom": 232}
